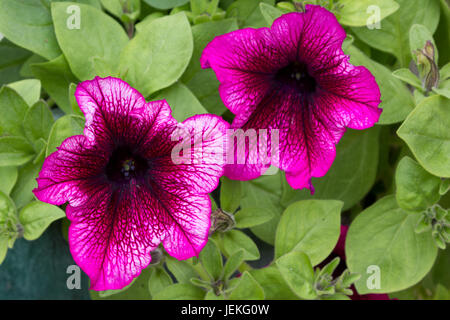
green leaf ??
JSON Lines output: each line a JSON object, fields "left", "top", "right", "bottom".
{"left": 222, "top": 249, "right": 244, "bottom": 280}
{"left": 222, "top": 229, "right": 260, "bottom": 261}
{"left": 234, "top": 207, "right": 274, "bottom": 229}
{"left": 281, "top": 127, "right": 380, "bottom": 211}
{"left": 143, "top": 0, "right": 189, "bottom": 10}
{"left": 182, "top": 18, "right": 238, "bottom": 115}
{"left": 397, "top": 95, "right": 450, "bottom": 178}
{"left": 241, "top": 173, "right": 285, "bottom": 245}
{"left": 153, "top": 82, "right": 207, "bottom": 122}
{"left": 259, "top": 2, "right": 283, "bottom": 26}
{"left": 352, "top": 0, "right": 441, "bottom": 66}
{"left": 0, "top": 86, "right": 29, "bottom": 137}
{"left": 165, "top": 256, "right": 199, "bottom": 283}
{"left": 23, "top": 101, "right": 54, "bottom": 147}
{"left": 346, "top": 45, "right": 414, "bottom": 124}
{"left": 0, "top": 234, "right": 7, "bottom": 265}
{"left": 153, "top": 283, "right": 205, "bottom": 300}
{"left": 276, "top": 251, "right": 317, "bottom": 300}
{"left": 249, "top": 266, "right": 298, "bottom": 300}
{"left": 229, "top": 271, "right": 265, "bottom": 300}
{"left": 7, "top": 79, "right": 41, "bottom": 107}
{"left": 220, "top": 177, "right": 242, "bottom": 214}
{"left": 52, "top": 2, "right": 129, "bottom": 80}
{"left": 0, "top": 0, "right": 62, "bottom": 60}
{"left": 19, "top": 201, "right": 65, "bottom": 241}
{"left": 0, "top": 40, "right": 32, "bottom": 86}
{"left": 91, "top": 267, "right": 152, "bottom": 300}
{"left": 0, "top": 167, "right": 18, "bottom": 195}
{"left": 31, "top": 55, "right": 78, "bottom": 115}
{"left": 46, "top": 115, "right": 85, "bottom": 156}
{"left": 346, "top": 196, "right": 438, "bottom": 294}
{"left": 199, "top": 239, "right": 223, "bottom": 280}
{"left": 120, "top": 13, "right": 193, "bottom": 97}
{"left": 395, "top": 156, "right": 441, "bottom": 212}
{"left": 338, "top": 0, "right": 399, "bottom": 27}
{"left": 0, "top": 136, "right": 35, "bottom": 167}
{"left": 275, "top": 200, "right": 342, "bottom": 265}
{"left": 226, "top": 0, "right": 274, "bottom": 28}
{"left": 148, "top": 267, "right": 173, "bottom": 297}
{"left": 440, "top": 63, "right": 450, "bottom": 81}
{"left": 440, "top": 179, "right": 450, "bottom": 196}
{"left": 392, "top": 68, "right": 422, "bottom": 90}
{"left": 10, "top": 158, "right": 44, "bottom": 209}
{"left": 409, "top": 24, "right": 438, "bottom": 64}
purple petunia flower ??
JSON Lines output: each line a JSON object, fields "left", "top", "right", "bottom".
{"left": 33, "top": 77, "right": 229, "bottom": 290}
{"left": 201, "top": 5, "right": 382, "bottom": 191}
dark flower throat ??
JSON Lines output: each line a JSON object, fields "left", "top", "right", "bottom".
{"left": 105, "top": 146, "right": 149, "bottom": 183}
{"left": 275, "top": 61, "right": 317, "bottom": 94}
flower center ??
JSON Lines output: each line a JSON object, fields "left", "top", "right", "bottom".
{"left": 105, "top": 146, "right": 149, "bottom": 183}
{"left": 275, "top": 62, "right": 317, "bottom": 94}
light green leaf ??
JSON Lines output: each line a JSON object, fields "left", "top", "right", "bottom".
{"left": 0, "top": 136, "right": 35, "bottom": 167}
{"left": 222, "top": 229, "right": 260, "bottom": 261}
{"left": 52, "top": 2, "right": 129, "bottom": 80}
{"left": 182, "top": 18, "right": 238, "bottom": 115}
{"left": 339, "top": 0, "right": 399, "bottom": 27}
{"left": 281, "top": 127, "right": 380, "bottom": 211}
{"left": 352, "top": 0, "right": 440, "bottom": 66}
{"left": 23, "top": 101, "right": 54, "bottom": 147}
{"left": 143, "top": 0, "right": 189, "bottom": 10}
{"left": 249, "top": 266, "right": 298, "bottom": 300}
{"left": 226, "top": 0, "right": 274, "bottom": 28}
{"left": 120, "top": 12, "right": 193, "bottom": 97}
{"left": 395, "top": 156, "right": 441, "bottom": 212}
{"left": 220, "top": 177, "right": 242, "bottom": 214}
{"left": 0, "top": 86, "right": 29, "bottom": 137}
{"left": 7, "top": 79, "right": 41, "bottom": 107}
{"left": 229, "top": 271, "right": 264, "bottom": 300}
{"left": 10, "top": 158, "right": 44, "bottom": 209}
{"left": 346, "top": 196, "right": 438, "bottom": 294}
{"left": 275, "top": 200, "right": 342, "bottom": 265}
{"left": 234, "top": 207, "right": 274, "bottom": 229}
{"left": 153, "top": 82, "right": 207, "bottom": 122}
{"left": 31, "top": 55, "right": 78, "bottom": 115}
{"left": 276, "top": 251, "right": 317, "bottom": 300}
{"left": 397, "top": 95, "right": 450, "bottom": 178}
{"left": 148, "top": 267, "right": 173, "bottom": 297}
{"left": 259, "top": 2, "right": 283, "bottom": 26}
{"left": 153, "top": 283, "right": 205, "bottom": 300}
{"left": 241, "top": 173, "right": 285, "bottom": 245}
{"left": 392, "top": 68, "right": 422, "bottom": 90}
{"left": 0, "top": 0, "right": 62, "bottom": 60}
{"left": 222, "top": 249, "right": 244, "bottom": 280}
{"left": 165, "top": 256, "right": 199, "bottom": 284}
{"left": 0, "top": 167, "right": 18, "bottom": 195}
{"left": 346, "top": 45, "right": 414, "bottom": 124}
{"left": 19, "top": 201, "right": 65, "bottom": 241}
{"left": 46, "top": 115, "right": 84, "bottom": 156}
{"left": 199, "top": 240, "right": 223, "bottom": 280}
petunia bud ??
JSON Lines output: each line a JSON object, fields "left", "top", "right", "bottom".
{"left": 415, "top": 41, "right": 440, "bottom": 93}
{"left": 149, "top": 248, "right": 163, "bottom": 266}
{"left": 210, "top": 209, "right": 235, "bottom": 233}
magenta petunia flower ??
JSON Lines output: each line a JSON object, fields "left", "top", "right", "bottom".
{"left": 201, "top": 5, "right": 382, "bottom": 190}
{"left": 33, "top": 77, "right": 229, "bottom": 290}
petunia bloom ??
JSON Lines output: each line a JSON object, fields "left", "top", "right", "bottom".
{"left": 201, "top": 5, "right": 382, "bottom": 190}
{"left": 33, "top": 77, "right": 229, "bottom": 290}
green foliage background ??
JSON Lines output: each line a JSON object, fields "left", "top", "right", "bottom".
{"left": 0, "top": 0, "right": 449, "bottom": 300}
